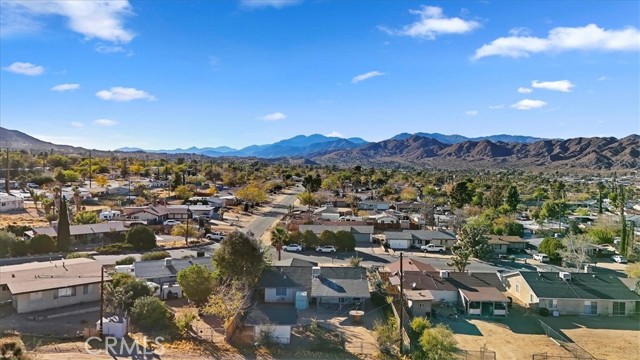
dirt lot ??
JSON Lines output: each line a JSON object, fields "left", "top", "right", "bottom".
{"left": 0, "top": 203, "right": 49, "bottom": 229}
{"left": 448, "top": 306, "right": 640, "bottom": 360}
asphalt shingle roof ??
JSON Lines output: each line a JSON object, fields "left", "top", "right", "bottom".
{"left": 256, "top": 266, "right": 312, "bottom": 291}
{"left": 32, "top": 222, "right": 128, "bottom": 237}
{"left": 133, "top": 257, "right": 213, "bottom": 281}
{"left": 520, "top": 271, "right": 640, "bottom": 300}
{"left": 244, "top": 303, "right": 298, "bottom": 326}
{"left": 310, "top": 267, "right": 370, "bottom": 298}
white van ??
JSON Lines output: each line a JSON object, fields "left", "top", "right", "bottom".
{"left": 533, "top": 253, "right": 550, "bottom": 262}
{"left": 115, "top": 265, "right": 134, "bottom": 274}
{"left": 100, "top": 210, "right": 121, "bottom": 221}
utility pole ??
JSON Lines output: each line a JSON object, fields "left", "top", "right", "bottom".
{"left": 99, "top": 265, "right": 104, "bottom": 337}
{"left": 399, "top": 252, "right": 404, "bottom": 355}
{"left": 185, "top": 205, "right": 191, "bottom": 245}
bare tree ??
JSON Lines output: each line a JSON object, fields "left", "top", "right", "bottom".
{"left": 559, "top": 234, "right": 593, "bottom": 271}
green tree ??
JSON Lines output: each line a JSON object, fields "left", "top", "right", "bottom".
{"left": 213, "top": 231, "right": 265, "bottom": 285}
{"left": 618, "top": 185, "right": 628, "bottom": 256}
{"left": 105, "top": 274, "right": 153, "bottom": 314}
{"left": 236, "top": 182, "right": 267, "bottom": 205}
{"left": 485, "top": 184, "right": 505, "bottom": 209}
{"left": 447, "top": 247, "right": 471, "bottom": 272}
{"left": 28, "top": 234, "right": 57, "bottom": 254}
{"left": 125, "top": 226, "right": 157, "bottom": 251}
{"left": 505, "top": 185, "right": 520, "bottom": 212}
{"left": 0, "top": 231, "right": 18, "bottom": 258}
{"left": 74, "top": 211, "right": 99, "bottom": 224}
{"left": 410, "top": 317, "right": 432, "bottom": 340}
{"left": 130, "top": 296, "right": 174, "bottom": 332}
{"left": 141, "top": 251, "right": 170, "bottom": 261}
{"left": 56, "top": 196, "right": 71, "bottom": 252}
{"left": 400, "top": 187, "right": 418, "bottom": 202}
{"left": 177, "top": 264, "right": 215, "bottom": 306}
{"left": 319, "top": 230, "right": 337, "bottom": 246}
{"left": 171, "top": 224, "right": 198, "bottom": 239}
{"left": 539, "top": 237, "right": 564, "bottom": 263}
{"left": 175, "top": 185, "right": 195, "bottom": 200}
{"left": 335, "top": 230, "right": 356, "bottom": 251}
{"left": 270, "top": 227, "right": 289, "bottom": 261}
{"left": 458, "top": 221, "right": 492, "bottom": 260}
{"left": 417, "top": 324, "right": 457, "bottom": 360}
{"left": 449, "top": 181, "right": 472, "bottom": 209}
{"left": 301, "top": 230, "right": 320, "bottom": 249}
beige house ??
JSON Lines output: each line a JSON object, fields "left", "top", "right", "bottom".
{"left": 0, "top": 258, "right": 107, "bottom": 313}
{"left": 501, "top": 271, "right": 640, "bottom": 316}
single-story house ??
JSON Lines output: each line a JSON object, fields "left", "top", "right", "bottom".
{"left": 133, "top": 257, "right": 213, "bottom": 285}
{"left": 446, "top": 272, "right": 509, "bottom": 317}
{"left": 358, "top": 200, "right": 390, "bottom": 211}
{"left": 487, "top": 237, "right": 510, "bottom": 254}
{"left": 384, "top": 230, "right": 457, "bottom": 249}
{"left": 0, "top": 258, "right": 107, "bottom": 313}
{"left": 392, "top": 202, "right": 425, "bottom": 213}
{"left": 369, "top": 213, "right": 399, "bottom": 224}
{"left": 500, "top": 271, "right": 640, "bottom": 316}
{"left": 297, "top": 224, "right": 374, "bottom": 243}
{"left": 0, "top": 193, "right": 24, "bottom": 212}
{"left": 26, "top": 222, "right": 128, "bottom": 244}
{"left": 123, "top": 205, "right": 169, "bottom": 223}
{"left": 166, "top": 205, "right": 215, "bottom": 220}
{"left": 487, "top": 235, "right": 528, "bottom": 253}
{"left": 244, "top": 303, "right": 298, "bottom": 344}
{"left": 311, "top": 266, "right": 370, "bottom": 311}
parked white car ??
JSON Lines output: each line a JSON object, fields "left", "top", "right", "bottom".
{"left": 283, "top": 244, "right": 302, "bottom": 252}
{"left": 163, "top": 220, "right": 181, "bottom": 226}
{"left": 612, "top": 255, "right": 628, "bottom": 264}
{"left": 206, "top": 232, "right": 225, "bottom": 241}
{"left": 421, "top": 244, "right": 446, "bottom": 253}
{"left": 316, "top": 245, "right": 337, "bottom": 253}
{"left": 533, "top": 253, "right": 549, "bottom": 262}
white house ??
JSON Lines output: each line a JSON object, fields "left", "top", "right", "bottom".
{"left": 0, "top": 193, "right": 24, "bottom": 212}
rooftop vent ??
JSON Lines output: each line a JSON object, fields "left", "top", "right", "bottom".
{"left": 559, "top": 272, "right": 572, "bottom": 281}
{"left": 411, "top": 282, "right": 417, "bottom": 289}
{"left": 439, "top": 270, "right": 450, "bottom": 279}
{"left": 164, "top": 258, "right": 172, "bottom": 267}
{"left": 312, "top": 266, "right": 321, "bottom": 279}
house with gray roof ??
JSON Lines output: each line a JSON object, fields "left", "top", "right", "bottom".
{"left": 297, "top": 224, "right": 374, "bottom": 243}
{"left": 26, "top": 222, "right": 128, "bottom": 244}
{"left": 500, "top": 271, "right": 640, "bottom": 316}
{"left": 385, "top": 230, "right": 457, "bottom": 249}
{"left": 358, "top": 200, "right": 389, "bottom": 211}
{"left": 311, "top": 266, "right": 370, "bottom": 311}
{"left": 133, "top": 257, "right": 213, "bottom": 285}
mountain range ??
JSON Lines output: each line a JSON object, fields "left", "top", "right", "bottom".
{"left": 1, "top": 126, "right": 637, "bottom": 170}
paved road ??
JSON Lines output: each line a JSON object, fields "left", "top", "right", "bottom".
{"left": 245, "top": 189, "right": 300, "bottom": 239}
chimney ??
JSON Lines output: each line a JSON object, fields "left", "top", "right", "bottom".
{"left": 164, "top": 258, "right": 172, "bottom": 267}
{"left": 312, "top": 266, "right": 321, "bottom": 279}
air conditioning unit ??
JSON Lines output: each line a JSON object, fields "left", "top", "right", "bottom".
{"left": 559, "top": 272, "right": 572, "bottom": 281}
{"left": 439, "top": 270, "right": 450, "bottom": 279}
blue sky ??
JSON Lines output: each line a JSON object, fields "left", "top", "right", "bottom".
{"left": 1, "top": 0, "right": 639, "bottom": 150}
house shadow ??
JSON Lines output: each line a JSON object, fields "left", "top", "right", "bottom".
{"left": 439, "top": 317, "right": 483, "bottom": 336}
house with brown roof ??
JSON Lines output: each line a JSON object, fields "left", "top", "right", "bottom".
{"left": 26, "top": 222, "right": 128, "bottom": 244}
{"left": 487, "top": 235, "right": 528, "bottom": 253}
{"left": 0, "top": 258, "right": 108, "bottom": 313}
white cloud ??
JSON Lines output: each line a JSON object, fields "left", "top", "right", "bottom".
{"left": 261, "top": 112, "right": 287, "bottom": 121}
{"left": 489, "top": 104, "right": 505, "bottom": 109}
{"left": 3, "top": 61, "right": 44, "bottom": 76}
{"left": 465, "top": 110, "right": 478, "bottom": 116}
{"left": 597, "top": 76, "right": 610, "bottom": 81}
{"left": 1, "top": 0, "right": 135, "bottom": 43}
{"left": 510, "top": 99, "right": 547, "bottom": 110}
{"left": 352, "top": 71, "right": 385, "bottom": 84}
{"left": 240, "top": 0, "right": 301, "bottom": 9}
{"left": 94, "top": 119, "right": 117, "bottom": 127}
{"left": 508, "top": 27, "right": 532, "bottom": 37}
{"left": 70, "top": 121, "right": 84, "bottom": 128}
{"left": 473, "top": 24, "right": 640, "bottom": 60}
{"left": 517, "top": 87, "right": 533, "bottom": 94}
{"left": 96, "top": 87, "right": 156, "bottom": 102}
{"left": 51, "top": 83, "right": 80, "bottom": 91}
{"left": 326, "top": 131, "right": 345, "bottom": 138}
{"left": 380, "top": 5, "right": 480, "bottom": 40}
{"left": 531, "top": 80, "right": 575, "bottom": 92}
{"left": 95, "top": 43, "right": 126, "bottom": 54}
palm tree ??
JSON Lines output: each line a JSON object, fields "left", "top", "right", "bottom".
{"left": 271, "top": 227, "right": 289, "bottom": 261}
{"left": 28, "top": 188, "right": 41, "bottom": 215}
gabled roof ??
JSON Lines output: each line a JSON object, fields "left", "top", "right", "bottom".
{"left": 446, "top": 272, "right": 506, "bottom": 292}
{"left": 311, "top": 267, "right": 370, "bottom": 298}
{"left": 517, "top": 271, "right": 640, "bottom": 301}
{"left": 385, "top": 230, "right": 456, "bottom": 241}
{"left": 256, "top": 266, "right": 312, "bottom": 291}
{"left": 487, "top": 235, "right": 527, "bottom": 244}
{"left": 298, "top": 225, "right": 374, "bottom": 235}
{"left": 271, "top": 258, "right": 317, "bottom": 267}
{"left": 399, "top": 271, "right": 457, "bottom": 292}
{"left": 133, "top": 257, "right": 213, "bottom": 280}
{"left": 32, "top": 222, "right": 128, "bottom": 237}
{"left": 460, "top": 287, "right": 509, "bottom": 302}
{"left": 0, "top": 258, "right": 107, "bottom": 294}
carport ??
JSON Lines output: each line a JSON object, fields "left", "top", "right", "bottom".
{"left": 459, "top": 288, "right": 509, "bottom": 317}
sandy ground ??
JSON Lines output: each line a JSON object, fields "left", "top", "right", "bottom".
{"left": 453, "top": 318, "right": 572, "bottom": 359}
{"left": 564, "top": 327, "right": 640, "bottom": 360}
{"left": 0, "top": 202, "right": 49, "bottom": 229}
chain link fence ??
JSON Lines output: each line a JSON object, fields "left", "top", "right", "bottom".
{"left": 539, "top": 320, "right": 597, "bottom": 360}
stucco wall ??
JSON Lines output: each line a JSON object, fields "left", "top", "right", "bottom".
{"left": 504, "top": 275, "right": 538, "bottom": 306}
{"left": 408, "top": 300, "right": 431, "bottom": 317}
{"left": 14, "top": 283, "right": 101, "bottom": 313}
{"left": 265, "top": 287, "right": 297, "bottom": 303}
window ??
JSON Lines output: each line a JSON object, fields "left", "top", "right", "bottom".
{"left": 83, "top": 285, "right": 90, "bottom": 295}
{"left": 612, "top": 302, "right": 626, "bottom": 316}
{"left": 56, "top": 287, "right": 76, "bottom": 298}
{"left": 30, "top": 292, "right": 43, "bottom": 302}
{"left": 515, "top": 284, "right": 520, "bottom": 294}
{"left": 275, "top": 288, "right": 287, "bottom": 297}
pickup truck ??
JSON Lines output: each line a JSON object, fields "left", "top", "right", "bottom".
{"left": 421, "top": 244, "right": 446, "bottom": 253}
{"left": 205, "top": 232, "right": 225, "bottom": 241}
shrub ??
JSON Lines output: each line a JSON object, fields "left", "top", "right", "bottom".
{"left": 29, "top": 234, "right": 57, "bottom": 254}
{"left": 177, "top": 264, "right": 214, "bottom": 305}
{"left": 115, "top": 256, "right": 136, "bottom": 265}
{"left": 335, "top": 230, "right": 356, "bottom": 251}
{"left": 96, "top": 243, "right": 134, "bottom": 254}
{"left": 130, "top": 296, "right": 174, "bottom": 333}
{"left": 66, "top": 252, "right": 93, "bottom": 259}
{"left": 175, "top": 311, "right": 197, "bottom": 337}
{"left": 141, "top": 251, "right": 171, "bottom": 261}
{"left": 125, "top": 226, "right": 157, "bottom": 251}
